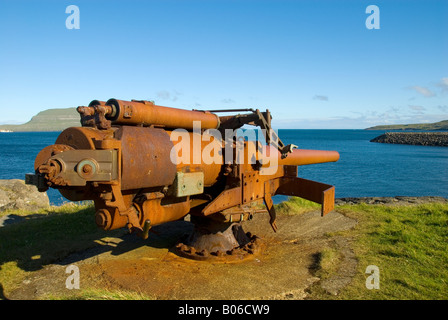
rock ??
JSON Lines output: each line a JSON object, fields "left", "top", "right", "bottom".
{"left": 335, "top": 196, "right": 448, "bottom": 206}
{"left": 370, "top": 132, "right": 448, "bottom": 147}
{"left": 0, "top": 179, "right": 49, "bottom": 212}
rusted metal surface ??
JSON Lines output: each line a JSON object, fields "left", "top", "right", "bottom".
{"left": 175, "top": 216, "right": 263, "bottom": 261}
{"left": 55, "top": 126, "right": 115, "bottom": 150}
{"left": 175, "top": 233, "right": 263, "bottom": 262}
{"left": 202, "top": 187, "right": 243, "bottom": 216}
{"left": 26, "top": 98, "right": 340, "bottom": 261}
{"left": 276, "top": 177, "right": 336, "bottom": 216}
{"left": 78, "top": 99, "right": 220, "bottom": 130}
{"left": 33, "top": 144, "right": 74, "bottom": 171}
{"left": 260, "top": 146, "right": 340, "bottom": 166}
{"left": 168, "top": 129, "right": 223, "bottom": 187}
{"left": 115, "top": 126, "right": 177, "bottom": 190}
{"left": 135, "top": 196, "right": 190, "bottom": 227}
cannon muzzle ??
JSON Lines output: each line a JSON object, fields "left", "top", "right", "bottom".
{"left": 262, "top": 146, "right": 340, "bottom": 166}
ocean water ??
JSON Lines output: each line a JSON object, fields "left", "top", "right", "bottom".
{"left": 277, "top": 129, "right": 448, "bottom": 202}
{"left": 0, "top": 130, "right": 447, "bottom": 206}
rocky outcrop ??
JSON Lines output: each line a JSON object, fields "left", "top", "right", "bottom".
{"left": 335, "top": 196, "right": 448, "bottom": 206}
{"left": 0, "top": 107, "right": 79, "bottom": 132}
{"left": 366, "top": 120, "right": 448, "bottom": 131}
{"left": 0, "top": 179, "right": 49, "bottom": 212}
{"left": 370, "top": 132, "right": 448, "bottom": 147}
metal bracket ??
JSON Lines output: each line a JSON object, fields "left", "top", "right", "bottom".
{"left": 49, "top": 149, "right": 118, "bottom": 186}
{"left": 275, "top": 177, "right": 336, "bottom": 216}
{"left": 199, "top": 108, "right": 297, "bottom": 159}
{"left": 173, "top": 172, "right": 204, "bottom": 197}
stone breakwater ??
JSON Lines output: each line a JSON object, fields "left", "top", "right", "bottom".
{"left": 370, "top": 132, "right": 448, "bottom": 147}
{"left": 335, "top": 196, "right": 448, "bottom": 206}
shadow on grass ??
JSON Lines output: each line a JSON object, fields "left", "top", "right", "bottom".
{"left": 0, "top": 283, "right": 7, "bottom": 300}
{"left": 0, "top": 205, "right": 193, "bottom": 274}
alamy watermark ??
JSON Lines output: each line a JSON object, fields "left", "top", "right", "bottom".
{"left": 65, "top": 5, "right": 380, "bottom": 31}
{"left": 66, "top": 5, "right": 80, "bottom": 29}
{"left": 365, "top": 265, "right": 380, "bottom": 290}
{"left": 365, "top": 5, "right": 380, "bottom": 30}
{"left": 65, "top": 264, "right": 80, "bottom": 290}
{"left": 169, "top": 121, "right": 281, "bottom": 175}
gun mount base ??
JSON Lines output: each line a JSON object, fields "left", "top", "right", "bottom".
{"left": 174, "top": 216, "right": 263, "bottom": 261}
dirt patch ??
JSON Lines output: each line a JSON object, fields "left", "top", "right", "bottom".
{"left": 7, "top": 210, "right": 357, "bottom": 300}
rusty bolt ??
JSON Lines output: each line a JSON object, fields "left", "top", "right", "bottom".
{"left": 82, "top": 164, "right": 93, "bottom": 174}
{"left": 77, "top": 159, "right": 98, "bottom": 178}
{"left": 95, "top": 209, "right": 111, "bottom": 230}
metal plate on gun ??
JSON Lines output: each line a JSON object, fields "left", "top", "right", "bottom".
{"left": 174, "top": 172, "right": 204, "bottom": 197}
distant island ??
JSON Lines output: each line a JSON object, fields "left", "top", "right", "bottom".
{"left": 366, "top": 120, "right": 448, "bottom": 131}
{"left": 1, "top": 107, "right": 447, "bottom": 133}
{"left": 371, "top": 132, "right": 448, "bottom": 147}
{"left": 0, "top": 108, "right": 80, "bottom": 132}
{"left": 367, "top": 120, "right": 448, "bottom": 146}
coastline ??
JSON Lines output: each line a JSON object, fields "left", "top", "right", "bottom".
{"left": 335, "top": 196, "right": 448, "bottom": 206}
{"left": 370, "top": 132, "right": 448, "bottom": 147}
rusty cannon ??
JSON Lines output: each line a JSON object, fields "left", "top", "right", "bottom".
{"left": 25, "top": 99, "right": 339, "bottom": 261}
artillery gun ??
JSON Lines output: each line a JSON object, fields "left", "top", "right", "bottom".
{"left": 26, "top": 99, "right": 339, "bottom": 260}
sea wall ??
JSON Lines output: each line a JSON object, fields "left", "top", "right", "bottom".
{"left": 335, "top": 196, "right": 448, "bottom": 206}
{"left": 370, "top": 132, "right": 448, "bottom": 147}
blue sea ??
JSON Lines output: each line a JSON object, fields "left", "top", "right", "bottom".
{"left": 0, "top": 130, "right": 447, "bottom": 205}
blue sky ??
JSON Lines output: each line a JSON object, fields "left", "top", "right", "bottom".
{"left": 0, "top": 0, "right": 447, "bottom": 128}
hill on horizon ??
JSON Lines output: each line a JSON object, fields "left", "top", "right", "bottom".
{"left": 365, "top": 120, "right": 448, "bottom": 131}
{"left": 0, "top": 108, "right": 80, "bottom": 132}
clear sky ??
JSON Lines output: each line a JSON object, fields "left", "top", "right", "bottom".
{"left": 0, "top": 0, "right": 447, "bottom": 128}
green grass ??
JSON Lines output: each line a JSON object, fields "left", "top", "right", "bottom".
{"left": 0, "top": 203, "right": 126, "bottom": 296}
{"left": 0, "top": 107, "right": 79, "bottom": 132}
{"left": 1, "top": 198, "right": 447, "bottom": 300}
{"left": 309, "top": 202, "right": 448, "bottom": 300}
{"left": 45, "top": 288, "right": 154, "bottom": 300}
{"left": 366, "top": 119, "right": 448, "bottom": 130}
{"left": 313, "top": 247, "right": 343, "bottom": 278}
{"left": 274, "top": 197, "right": 321, "bottom": 215}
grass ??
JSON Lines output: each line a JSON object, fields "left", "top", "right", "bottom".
{"left": 1, "top": 198, "right": 447, "bottom": 300}
{"left": 45, "top": 288, "right": 153, "bottom": 300}
{"left": 366, "top": 119, "right": 448, "bottom": 130}
{"left": 308, "top": 202, "right": 448, "bottom": 300}
{"left": 312, "top": 247, "right": 343, "bottom": 278}
{"left": 274, "top": 197, "right": 321, "bottom": 215}
{"left": 0, "top": 202, "right": 126, "bottom": 297}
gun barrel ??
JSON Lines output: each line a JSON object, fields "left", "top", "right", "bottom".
{"left": 81, "top": 99, "right": 221, "bottom": 130}
{"left": 262, "top": 146, "right": 340, "bottom": 166}
{"left": 281, "top": 148, "right": 340, "bottom": 165}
